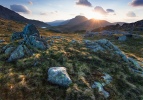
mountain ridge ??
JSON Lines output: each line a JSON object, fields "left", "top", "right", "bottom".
{"left": 0, "top": 5, "right": 50, "bottom": 27}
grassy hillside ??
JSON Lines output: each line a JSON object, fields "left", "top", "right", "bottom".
{"left": 0, "top": 19, "right": 143, "bottom": 100}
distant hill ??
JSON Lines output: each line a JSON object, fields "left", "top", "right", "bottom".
{"left": 54, "top": 16, "right": 113, "bottom": 32}
{"left": 47, "top": 20, "right": 66, "bottom": 26}
{"left": 0, "top": 5, "right": 50, "bottom": 27}
{"left": 47, "top": 20, "right": 70, "bottom": 26}
{"left": 113, "top": 22, "right": 125, "bottom": 26}
{"left": 92, "top": 20, "right": 143, "bottom": 32}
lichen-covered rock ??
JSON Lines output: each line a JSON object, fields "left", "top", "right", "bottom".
{"left": 7, "top": 45, "right": 24, "bottom": 62}
{"left": 48, "top": 67, "right": 72, "bottom": 87}
{"left": 84, "top": 39, "right": 129, "bottom": 62}
{"left": 25, "top": 35, "right": 47, "bottom": 50}
{"left": 23, "top": 24, "right": 40, "bottom": 37}
{"left": 11, "top": 32, "right": 24, "bottom": 41}
{"left": 2, "top": 24, "right": 50, "bottom": 62}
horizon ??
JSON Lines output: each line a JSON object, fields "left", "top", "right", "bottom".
{"left": 0, "top": 0, "right": 143, "bottom": 23}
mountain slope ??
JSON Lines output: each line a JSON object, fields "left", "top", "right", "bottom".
{"left": 0, "top": 5, "right": 50, "bottom": 27}
{"left": 55, "top": 16, "right": 112, "bottom": 32}
{"left": 70, "top": 19, "right": 111, "bottom": 31}
{"left": 65, "top": 15, "right": 88, "bottom": 26}
{"left": 47, "top": 20, "right": 66, "bottom": 26}
{"left": 92, "top": 19, "right": 143, "bottom": 32}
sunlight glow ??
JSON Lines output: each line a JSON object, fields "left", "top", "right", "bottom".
{"left": 85, "top": 12, "right": 104, "bottom": 20}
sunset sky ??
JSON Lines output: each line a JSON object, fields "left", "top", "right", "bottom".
{"left": 0, "top": 0, "right": 143, "bottom": 23}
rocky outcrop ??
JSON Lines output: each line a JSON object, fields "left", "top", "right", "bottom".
{"left": 84, "top": 39, "right": 129, "bottom": 62}
{"left": 48, "top": 67, "right": 72, "bottom": 87}
{"left": 2, "top": 24, "right": 49, "bottom": 62}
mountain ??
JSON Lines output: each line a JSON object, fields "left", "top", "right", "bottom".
{"left": 47, "top": 20, "right": 70, "bottom": 26}
{"left": 55, "top": 16, "right": 112, "bottom": 32}
{"left": 0, "top": 5, "right": 50, "bottom": 27}
{"left": 47, "top": 20, "right": 66, "bottom": 26}
{"left": 92, "top": 19, "right": 143, "bottom": 32}
{"left": 70, "top": 19, "right": 111, "bottom": 31}
{"left": 65, "top": 16, "right": 88, "bottom": 26}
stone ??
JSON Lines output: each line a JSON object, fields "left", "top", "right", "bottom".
{"left": 102, "top": 73, "right": 112, "bottom": 84}
{"left": 23, "top": 24, "right": 40, "bottom": 37}
{"left": 92, "top": 73, "right": 112, "bottom": 98}
{"left": 7, "top": 45, "right": 24, "bottom": 62}
{"left": 26, "top": 35, "right": 47, "bottom": 50}
{"left": 84, "top": 39, "right": 129, "bottom": 62}
{"left": 11, "top": 32, "right": 23, "bottom": 41}
{"left": 118, "top": 35, "right": 127, "bottom": 41}
{"left": 128, "top": 58, "right": 142, "bottom": 69}
{"left": 2, "top": 24, "right": 49, "bottom": 62}
{"left": 5, "top": 47, "right": 15, "bottom": 55}
{"left": 48, "top": 67, "right": 72, "bottom": 87}
{"left": 92, "top": 82, "right": 109, "bottom": 98}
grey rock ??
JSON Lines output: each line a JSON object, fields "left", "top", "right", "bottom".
{"left": 11, "top": 32, "right": 23, "bottom": 41}
{"left": 92, "top": 73, "right": 112, "bottom": 98}
{"left": 5, "top": 47, "right": 15, "bottom": 55}
{"left": 118, "top": 35, "right": 127, "bottom": 41}
{"left": 48, "top": 67, "right": 72, "bottom": 87}
{"left": 23, "top": 45, "right": 33, "bottom": 56}
{"left": 102, "top": 73, "right": 112, "bottom": 84}
{"left": 23, "top": 24, "right": 39, "bottom": 37}
{"left": 8, "top": 45, "right": 24, "bottom": 62}
{"left": 26, "top": 35, "right": 47, "bottom": 50}
{"left": 92, "top": 82, "right": 109, "bottom": 98}
{"left": 84, "top": 39, "right": 129, "bottom": 62}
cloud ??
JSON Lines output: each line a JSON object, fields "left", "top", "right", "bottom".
{"left": 94, "top": 6, "right": 107, "bottom": 15}
{"left": 94, "top": 6, "right": 116, "bottom": 15}
{"left": 126, "top": 11, "right": 136, "bottom": 17}
{"left": 76, "top": 0, "right": 92, "bottom": 7}
{"left": 130, "top": 0, "right": 143, "bottom": 7}
{"left": 106, "top": 9, "right": 115, "bottom": 13}
{"left": 40, "top": 12, "right": 48, "bottom": 15}
{"left": 10, "top": 4, "right": 31, "bottom": 14}
{"left": 28, "top": 1, "right": 33, "bottom": 5}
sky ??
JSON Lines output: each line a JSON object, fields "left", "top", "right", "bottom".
{"left": 0, "top": 0, "right": 143, "bottom": 23}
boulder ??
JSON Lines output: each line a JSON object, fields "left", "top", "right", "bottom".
{"left": 11, "top": 32, "right": 23, "bottom": 41}
{"left": 48, "top": 67, "right": 72, "bottom": 87}
{"left": 7, "top": 45, "right": 25, "bottom": 62}
{"left": 23, "top": 24, "right": 40, "bottom": 37}
{"left": 25, "top": 35, "right": 47, "bottom": 50}
{"left": 84, "top": 39, "right": 128, "bottom": 62}
{"left": 118, "top": 35, "right": 127, "bottom": 41}
{"left": 2, "top": 24, "right": 49, "bottom": 62}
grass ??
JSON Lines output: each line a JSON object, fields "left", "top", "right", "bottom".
{"left": 0, "top": 19, "right": 143, "bottom": 100}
